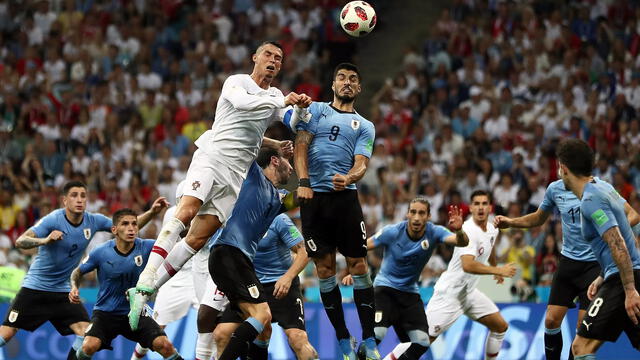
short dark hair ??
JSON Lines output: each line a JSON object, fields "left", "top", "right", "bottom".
{"left": 333, "top": 63, "right": 361, "bottom": 81}
{"left": 556, "top": 139, "right": 594, "bottom": 177}
{"left": 470, "top": 190, "right": 491, "bottom": 203}
{"left": 256, "top": 145, "right": 282, "bottom": 169}
{"left": 112, "top": 208, "right": 137, "bottom": 226}
{"left": 62, "top": 181, "right": 87, "bottom": 195}
{"left": 256, "top": 41, "right": 283, "bottom": 55}
{"left": 409, "top": 197, "right": 431, "bottom": 214}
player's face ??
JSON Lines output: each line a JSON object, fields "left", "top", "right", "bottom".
{"left": 112, "top": 215, "right": 138, "bottom": 242}
{"left": 332, "top": 69, "right": 361, "bottom": 102}
{"left": 406, "top": 202, "right": 429, "bottom": 234}
{"left": 253, "top": 44, "right": 283, "bottom": 80}
{"left": 63, "top": 187, "right": 87, "bottom": 214}
{"left": 470, "top": 195, "right": 491, "bottom": 223}
{"left": 275, "top": 156, "right": 293, "bottom": 184}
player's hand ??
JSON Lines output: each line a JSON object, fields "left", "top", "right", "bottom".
{"left": 499, "top": 263, "right": 517, "bottom": 278}
{"left": 46, "top": 230, "right": 64, "bottom": 244}
{"left": 284, "top": 92, "right": 301, "bottom": 106}
{"left": 625, "top": 289, "right": 640, "bottom": 325}
{"left": 279, "top": 140, "right": 294, "bottom": 159}
{"left": 587, "top": 276, "right": 604, "bottom": 301}
{"left": 69, "top": 287, "right": 81, "bottom": 304}
{"left": 493, "top": 216, "right": 512, "bottom": 229}
{"left": 150, "top": 197, "right": 170, "bottom": 214}
{"left": 273, "top": 276, "right": 292, "bottom": 299}
{"left": 342, "top": 274, "right": 354, "bottom": 286}
{"left": 297, "top": 186, "right": 314, "bottom": 204}
{"left": 332, "top": 173, "right": 351, "bottom": 191}
{"left": 493, "top": 275, "right": 505, "bottom": 284}
{"left": 447, "top": 206, "right": 463, "bottom": 231}
{"left": 296, "top": 94, "right": 312, "bottom": 108}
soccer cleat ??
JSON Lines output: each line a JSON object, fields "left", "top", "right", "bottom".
{"left": 357, "top": 337, "right": 381, "bottom": 360}
{"left": 127, "top": 287, "right": 152, "bottom": 331}
{"left": 339, "top": 336, "right": 357, "bottom": 360}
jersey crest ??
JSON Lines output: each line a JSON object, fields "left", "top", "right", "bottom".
{"left": 134, "top": 255, "right": 143, "bottom": 267}
{"left": 83, "top": 228, "right": 92, "bottom": 240}
{"left": 375, "top": 310, "right": 383, "bottom": 323}
{"left": 351, "top": 119, "right": 360, "bottom": 130}
{"left": 8, "top": 310, "right": 18, "bottom": 323}
{"left": 248, "top": 284, "right": 260, "bottom": 299}
{"left": 420, "top": 240, "right": 430, "bottom": 250}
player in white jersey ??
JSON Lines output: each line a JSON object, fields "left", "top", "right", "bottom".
{"left": 129, "top": 41, "right": 312, "bottom": 330}
{"left": 385, "top": 190, "right": 517, "bottom": 360}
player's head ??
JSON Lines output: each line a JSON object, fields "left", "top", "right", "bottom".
{"left": 406, "top": 197, "right": 431, "bottom": 234}
{"left": 62, "top": 181, "right": 87, "bottom": 215}
{"left": 556, "top": 139, "right": 594, "bottom": 185}
{"left": 332, "top": 63, "right": 362, "bottom": 104}
{"left": 469, "top": 190, "right": 492, "bottom": 224}
{"left": 257, "top": 144, "right": 292, "bottom": 186}
{"left": 252, "top": 41, "right": 284, "bottom": 81}
{"left": 112, "top": 208, "right": 138, "bottom": 242}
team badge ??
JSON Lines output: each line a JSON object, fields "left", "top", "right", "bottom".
{"left": 248, "top": 285, "right": 260, "bottom": 299}
{"left": 420, "top": 240, "right": 430, "bottom": 250}
{"left": 306, "top": 239, "right": 317, "bottom": 252}
{"left": 192, "top": 181, "right": 201, "bottom": 191}
{"left": 83, "top": 228, "right": 91, "bottom": 240}
{"left": 8, "top": 310, "right": 18, "bottom": 323}
{"left": 351, "top": 119, "right": 360, "bottom": 130}
{"left": 134, "top": 255, "right": 143, "bottom": 267}
{"left": 375, "top": 311, "right": 383, "bottom": 323}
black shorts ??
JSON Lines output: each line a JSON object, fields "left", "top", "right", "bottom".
{"left": 300, "top": 189, "right": 367, "bottom": 258}
{"left": 577, "top": 270, "right": 640, "bottom": 348}
{"left": 209, "top": 245, "right": 267, "bottom": 304}
{"left": 2, "top": 287, "right": 89, "bottom": 335}
{"left": 220, "top": 278, "right": 306, "bottom": 330}
{"left": 374, "top": 286, "right": 428, "bottom": 342}
{"left": 85, "top": 310, "right": 165, "bottom": 350}
{"left": 548, "top": 255, "right": 601, "bottom": 310}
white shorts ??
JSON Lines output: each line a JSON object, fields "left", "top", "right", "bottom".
{"left": 182, "top": 149, "right": 244, "bottom": 224}
{"left": 192, "top": 271, "right": 229, "bottom": 312}
{"left": 153, "top": 268, "right": 199, "bottom": 326}
{"left": 426, "top": 288, "right": 499, "bottom": 337}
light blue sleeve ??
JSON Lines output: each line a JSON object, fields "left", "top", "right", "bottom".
{"left": 93, "top": 213, "right": 113, "bottom": 232}
{"left": 275, "top": 215, "right": 303, "bottom": 249}
{"left": 372, "top": 225, "right": 396, "bottom": 247}
{"left": 79, "top": 248, "right": 100, "bottom": 274}
{"left": 434, "top": 225, "right": 454, "bottom": 243}
{"left": 581, "top": 193, "right": 619, "bottom": 237}
{"left": 30, "top": 212, "right": 57, "bottom": 238}
{"left": 355, "top": 120, "right": 375, "bottom": 158}
{"left": 539, "top": 184, "right": 556, "bottom": 213}
{"left": 295, "top": 102, "right": 322, "bottom": 134}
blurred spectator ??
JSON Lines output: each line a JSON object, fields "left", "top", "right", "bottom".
{"left": 536, "top": 234, "right": 560, "bottom": 287}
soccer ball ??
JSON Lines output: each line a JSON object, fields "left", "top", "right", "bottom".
{"left": 339, "top": 1, "right": 377, "bottom": 37}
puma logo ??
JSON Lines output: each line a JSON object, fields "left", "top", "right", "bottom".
{"left": 324, "top": 305, "right": 335, "bottom": 310}
{"left": 360, "top": 303, "right": 374, "bottom": 309}
{"left": 106, "top": 261, "right": 114, "bottom": 266}
{"left": 582, "top": 320, "right": 592, "bottom": 331}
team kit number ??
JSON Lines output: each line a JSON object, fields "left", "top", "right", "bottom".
{"left": 588, "top": 297, "right": 604, "bottom": 317}
{"left": 567, "top": 207, "right": 580, "bottom": 223}
{"left": 329, "top": 126, "right": 340, "bottom": 141}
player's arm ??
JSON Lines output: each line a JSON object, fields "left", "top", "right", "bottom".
{"left": 624, "top": 202, "right": 640, "bottom": 227}
{"left": 333, "top": 155, "right": 369, "bottom": 191}
{"left": 460, "top": 255, "right": 517, "bottom": 278}
{"left": 69, "top": 252, "right": 98, "bottom": 304}
{"left": 136, "top": 196, "right": 170, "bottom": 229}
{"left": 602, "top": 226, "right": 640, "bottom": 323}
{"left": 443, "top": 206, "right": 469, "bottom": 247}
{"left": 263, "top": 137, "right": 294, "bottom": 159}
{"left": 15, "top": 229, "right": 63, "bottom": 249}
{"left": 294, "top": 130, "right": 314, "bottom": 203}
{"left": 274, "top": 242, "right": 309, "bottom": 299}
{"left": 494, "top": 208, "right": 550, "bottom": 229}
{"left": 223, "top": 77, "right": 300, "bottom": 110}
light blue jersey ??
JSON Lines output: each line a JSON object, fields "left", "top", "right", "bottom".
{"left": 213, "top": 162, "right": 288, "bottom": 261}
{"left": 23, "top": 209, "right": 112, "bottom": 292}
{"left": 580, "top": 179, "right": 640, "bottom": 279}
{"left": 373, "top": 221, "right": 453, "bottom": 293}
{"left": 79, "top": 238, "right": 155, "bottom": 314}
{"left": 295, "top": 102, "right": 375, "bottom": 192}
{"left": 254, "top": 214, "right": 303, "bottom": 284}
{"left": 540, "top": 180, "right": 597, "bottom": 261}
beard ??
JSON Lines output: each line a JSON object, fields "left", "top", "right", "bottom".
{"left": 336, "top": 93, "right": 356, "bottom": 103}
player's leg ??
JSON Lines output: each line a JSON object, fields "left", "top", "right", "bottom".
{"left": 151, "top": 335, "right": 183, "bottom": 359}
{"left": 246, "top": 322, "right": 271, "bottom": 360}
{"left": 371, "top": 286, "right": 395, "bottom": 345}
{"left": 571, "top": 335, "right": 603, "bottom": 360}
{"left": 346, "top": 256, "right": 378, "bottom": 359}
{"left": 67, "top": 321, "right": 90, "bottom": 360}
{"left": 48, "top": 294, "right": 91, "bottom": 360}
{"left": 217, "top": 301, "right": 271, "bottom": 360}
{"left": 213, "top": 322, "right": 240, "bottom": 355}
{"left": 285, "top": 328, "right": 319, "bottom": 359}
{"left": 394, "top": 291, "right": 430, "bottom": 360}
{"left": 76, "top": 310, "right": 114, "bottom": 360}
{"left": 0, "top": 326, "right": 17, "bottom": 348}
{"left": 544, "top": 304, "right": 570, "bottom": 360}
{"left": 476, "top": 312, "right": 508, "bottom": 360}
{"left": 131, "top": 325, "right": 166, "bottom": 360}
{"left": 76, "top": 336, "right": 102, "bottom": 359}
{"left": 196, "top": 304, "right": 220, "bottom": 360}
{"left": 128, "top": 314, "right": 183, "bottom": 360}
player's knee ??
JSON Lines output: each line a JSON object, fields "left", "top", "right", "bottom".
{"left": 494, "top": 318, "right": 509, "bottom": 333}
{"left": 82, "top": 339, "right": 100, "bottom": 355}
{"left": 152, "top": 336, "right": 175, "bottom": 357}
{"left": 315, "top": 262, "right": 336, "bottom": 278}
{"left": 287, "top": 330, "right": 308, "bottom": 350}
{"left": 571, "top": 337, "right": 586, "bottom": 355}
{"left": 374, "top": 326, "right": 388, "bottom": 342}
{"left": 544, "top": 311, "right": 562, "bottom": 329}
{"left": 0, "top": 326, "right": 18, "bottom": 342}
{"left": 197, "top": 306, "right": 218, "bottom": 333}
{"left": 347, "top": 258, "right": 368, "bottom": 275}
{"left": 213, "top": 325, "right": 232, "bottom": 345}
{"left": 408, "top": 330, "right": 430, "bottom": 347}
{"left": 175, "top": 200, "right": 199, "bottom": 223}
{"left": 255, "top": 304, "right": 272, "bottom": 325}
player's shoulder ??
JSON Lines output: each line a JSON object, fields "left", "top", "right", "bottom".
{"left": 546, "top": 179, "right": 566, "bottom": 193}
{"left": 224, "top": 73, "right": 250, "bottom": 84}
{"left": 353, "top": 111, "right": 374, "bottom": 128}
{"left": 91, "top": 239, "right": 114, "bottom": 256}
{"left": 274, "top": 213, "right": 292, "bottom": 225}
{"left": 427, "top": 221, "right": 450, "bottom": 235}
{"left": 137, "top": 238, "right": 156, "bottom": 250}
{"left": 376, "top": 222, "right": 403, "bottom": 237}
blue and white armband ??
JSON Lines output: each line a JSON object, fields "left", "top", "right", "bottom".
{"left": 283, "top": 105, "right": 311, "bottom": 133}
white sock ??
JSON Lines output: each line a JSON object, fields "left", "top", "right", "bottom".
{"left": 155, "top": 240, "right": 197, "bottom": 289}
{"left": 196, "top": 332, "right": 216, "bottom": 360}
{"left": 138, "top": 218, "right": 186, "bottom": 288}
{"left": 131, "top": 344, "right": 149, "bottom": 360}
{"left": 383, "top": 342, "right": 412, "bottom": 360}
{"left": 485, "top": 331, "right": 506, "bottom": 360}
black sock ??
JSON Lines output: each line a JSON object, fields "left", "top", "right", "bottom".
{"left": 569, "top": 348, "right": 574, "bottom": 360}
{"left": 67, "top": 348, "right": 78, "bottom": 360}
{"left": 544, "top": 329, "right": 563, "bottom": 360}
{"left": 246, "top": 342, "right": 268, "bottom": 360}
{"left": 353, "top": 286, "right": 375, "bottom": 340}
{"left": 218, "top": 321, "right": 260, "bottom": 360}
{"left": 320, "top": 284, "right": 350, "bottom": 340}
{"left": 397, "top": 344, "right": 429, "bottom": 360}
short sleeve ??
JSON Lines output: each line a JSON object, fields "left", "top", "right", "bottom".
{"left": 93, "top": 213, "right": 112, "bottom": 232}
{"left": 79, "top": 249, "right": 99, "bottom": 274}
{"left": 30, "top": 213, "right": 56, "bottom": 238}
{"left": 581, "top": 194, "right": 619, "bottom": 237}
{"left": 457, "top": 223, "right": 478, "bottom": 257}
{"left": 372, "top": 225, "right": 396, "bottom": 247}
{"left": 295, "top": 102, "right": 321, "bottom": 134}
{"left": 539, "top": 185, "right": 556, "bottom": 213}
{"left": 433, "top": 225, "right": 454, "bottom": 243}
{"left": 354, "top": 121, "right": 375, "bottom": 158}
{"left": 275, "top": 215, "right": 303, "bottom": 249}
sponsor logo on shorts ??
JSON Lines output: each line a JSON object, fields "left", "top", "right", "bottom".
{"left": 421, "top": 240, "right": 430, "bottom": 250}
{"left": 8, "top": 310, "right": 18, "bottom": 323}
{"left": 351, "top": 119, "right": 360, "bottom": 130}
{"left": 248, "top": 284, "right": 260, "bottom": 299}
{"left": 192, "top": 181, "right": 201, "bottom": 191}
{"left": 83, "top": 228, "right": 92, "bottom": 240}
{"left": 582, "top": 320, "right": 592, "bottom": 331}
{"left": 375, "top": 311, "right": 382, "bottom": 323}
{"left": 134, "top": 255, "right": 143, "bottom": 266}
{"left": 306, "top": 239, "right": 317, "bottom": 252}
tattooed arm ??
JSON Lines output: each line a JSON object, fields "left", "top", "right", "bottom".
{"left": 16, "top": 229, "right": 63, "bottom": 249}
{"left": 602, "top": 226, "right": 640, "bottom": 324}
{"left": 294, "top": 130, "right": 314, "bottom": 203}
{"left": 273, "top": 242, "right": 309, "bottom": 299}
{"left": 69, "top": 267, "right": 84, "bottom": 304}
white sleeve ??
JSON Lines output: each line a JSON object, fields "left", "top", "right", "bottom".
{"left": 457, "top": 223, "right": 478, "bottom": 258}
{"left": 222, "top": 77, "right": 286, "bottom": 111}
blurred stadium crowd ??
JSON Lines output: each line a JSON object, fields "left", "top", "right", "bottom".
{"left": 0, "top": 0, "right": 639, "bottom": 303}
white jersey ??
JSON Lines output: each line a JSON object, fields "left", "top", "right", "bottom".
{"left": 434, "top": 219, "right": 498, "bottom": 294}
{"left": 194, "top": 74, "right": 287, "bottom": 175}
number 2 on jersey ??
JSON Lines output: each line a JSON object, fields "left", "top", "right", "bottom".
{"left": 329, "top": 125, "right": 340, "bottom": 141}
